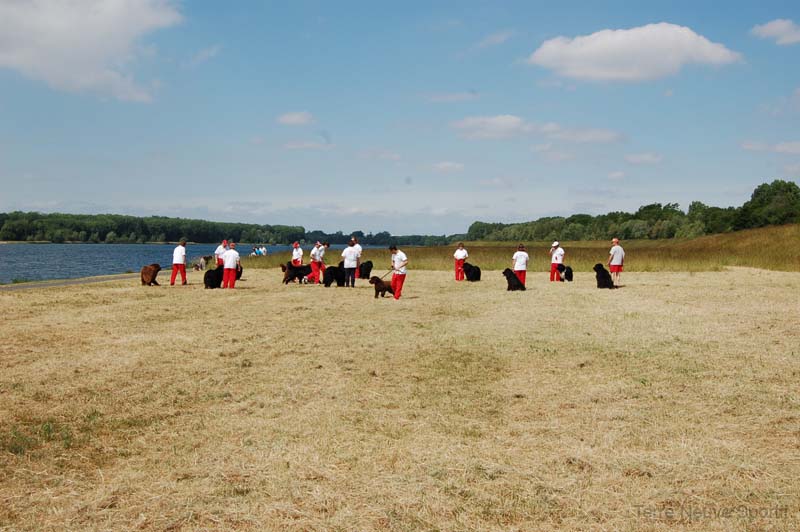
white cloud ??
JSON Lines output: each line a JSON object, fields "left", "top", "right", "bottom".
{"left": 742, "top": 140, "right": 800, "bottom": 154}
{"left": 476, "top": 30, "right": 515, "bottom": 49}
{"left": 425, "top": 91, "right": 479, "bottom": 103}
{"left": 185, "top": 44, "right": 221, "bottom": 68}
{"left": 433, "top": 161, "right": 464, "bottom": 173}
{"left": 664, "top": 89, "right": 674, "bottom": 97}
{"left": 0, "top": 0, "right": 181, "bottom": 102}
{"left": 452, "top": 115, "right": 534, "bottom": 139}
{"left": 528, "top": 22, "right": 741, "bottom": 81}
{"left": 751, "top": 19, "right": 800, "bottom": 45}
{"left": 608, "top": 171, "right": 626, "bottom": 180}
{"left": 478, "top": 177, "right": 513, "bottom": 188}
{"left": 361, "top": 149, "right": 401, "bottom": 161}
{"left": 283, "top": 141, "right": 333, "bottom": 151}
{"left": 625, "top": 152, "right": 663, "bottom": 164}
{"left": 531, "top": 142, "right": 574, "bottom": 162}
{"left": 277, "top": 111, "right": 314, "bottom": 125}
{"left": 453, "top": 115, "right": 621, "bottom": 143}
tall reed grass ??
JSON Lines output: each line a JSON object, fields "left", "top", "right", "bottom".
{"left": 242, "top": 224, "right": 800, "bottom": 272}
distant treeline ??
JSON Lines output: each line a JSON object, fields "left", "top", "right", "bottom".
{"left": 466, "top": 180, "right": 800, "bottom": 242}
{"left": 0, "top": 212, "right": 452, "bottom": 246}
{"left": 1, "top": 180, "right": 797, "bottom": 245}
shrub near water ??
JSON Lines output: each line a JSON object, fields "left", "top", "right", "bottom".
{"left": 242, "top": 224, "right": 800, "bottom": 273}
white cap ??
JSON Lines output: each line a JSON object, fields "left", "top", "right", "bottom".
{"left": 552, "top": 241, "right": 559, "bottom": 247}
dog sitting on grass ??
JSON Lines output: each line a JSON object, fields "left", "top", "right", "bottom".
{"left": 369, "top": 276, "right": 394, "bottom": 298}
{"left": 593, "top": 263, "right": 616, "bottom": 289}
{"left": 140, "top": 264, "right": 161, "bottom": 286}
{"left": 462, "top": 262, "right": 481, "bottom": 281}
{"left": 502, "top": 268, "right": 526, "bottom": 291}
{"left": 556, "top": 264, "right": 574, "bottom": 282}
{"left": 204, "top": 266, "right": 223, "bottom": 289}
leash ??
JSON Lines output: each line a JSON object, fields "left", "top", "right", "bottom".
{"left": 380, "top": 268, "right": 394, "bottom": 280}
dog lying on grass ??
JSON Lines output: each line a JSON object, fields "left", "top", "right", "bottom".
{"left": 593, "top": 263, "right": 616, "bottom": 289}
{"left": 140, "top": 264, "right": 161, "bottom": 286}
{"left": 369, "top": 276, "right": 394, "bottom": 298}
{"left": 502, "top": 268, "right": 526, "bottom": 291}
{"left": 462, "top": 262, "right": 481, "bottom": 281}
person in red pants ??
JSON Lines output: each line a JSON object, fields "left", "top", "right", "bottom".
{"left": 221, "top": 242, "right": 240, "bottom": 289}
{"left": 291, "top": 242, "right": 303, "bottom": 266}
{"left": 214, "top": 239, "right": 227, "bottom": 267}
{"left": 352, "top": 236, "right": 363, "bottom": 279}
{"left": 389, "top": 245, "right": 408, "bottom": 299}
{"left": 308, "top": 241, "right": 323, "bottom": 284}
{"left": 170, "top": 239, "right": 188, "bottom": 285}
{"left": 453, "top": 242, "right": 468, "bottom": 281}
{"left": 511, "top": 243, "right": 528, "bottom": 287}
{"left": 549, "top": 241, "right": 565, "bottom": 282}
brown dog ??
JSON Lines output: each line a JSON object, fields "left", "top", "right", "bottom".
{"left": 369, "top": 276, "right": 394, "bottom": 298}
{"left": 141, "top": 264, "right": 161, "bottom": 286}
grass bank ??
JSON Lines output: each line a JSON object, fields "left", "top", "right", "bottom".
{"left": 1, "top": 267, "right": 798, "bottom": 530}
{"left": 242, "top": 224, "right": 800, "bottom": 273}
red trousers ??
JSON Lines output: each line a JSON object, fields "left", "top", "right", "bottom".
{"left": 355, "top": 263, "right": 360, "bottom": 279}
{"left": 454, "top": 259, "right": 465, "bottom": 281}
{"left": 292, "top": 259, "right": 301, "bottom": 267}
{"left": 391, "top": 273, "right": 406, "bottom": 299}
{"left": 217, "top": 258, "right": 224, "bottom": 267}
{"left": 170, "top": 264, "right": 186, "bottom": 285}
{"left": 550, "top": 263, "right": 562, "bottom": 282}
{"left": 514, "top": 270, "right": 526, "bottom": 286}
{"left": 222, "top": 267, "right": 237, "bottom": 288}
{"left": 308, "top": 261, "right": 321, "bottom": 283}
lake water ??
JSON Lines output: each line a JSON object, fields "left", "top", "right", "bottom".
{"left": 0, "top": 243, "right": 357, "bottom": 284}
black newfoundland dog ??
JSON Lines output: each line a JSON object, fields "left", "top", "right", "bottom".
{"left": 204, "top": 264, "right": 243, "bottom": 289}
{"left": 502, "top": 268, "right": 526, "bottom": 291}
{"left": 462, "top": 262, "right": 481, "bottom": 282}
{"left": 282, "top": 261, "right": 312, "bottom": 284}
{"left": 323, "top": 266, "right": 346, "bottom": 287}
{"left": 358, "top": 260, "right": 374, "bottom": 279}
{"left": 369, "top": 276, "right": 394, "bottom": 298}
{"left": 204, "top": 267, "right": 223, "bottom": 289}
{"left": 593, "top": 263, "right": 616, "bottom": 289}
{"left": 556, "top": 264, "right": 574, "bottom": 282}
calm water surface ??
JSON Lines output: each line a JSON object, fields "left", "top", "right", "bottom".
{"left": 0, "top": 243, "right": 294, "bottom": 284}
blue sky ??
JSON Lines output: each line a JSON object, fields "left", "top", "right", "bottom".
{"left": 1, "top": 1, "right": 798, "bottom": 234}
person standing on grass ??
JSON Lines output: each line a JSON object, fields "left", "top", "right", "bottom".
{"left": 318, "top": 242, "right": 329, "bottom": 282}
{"left": 291, "top": 242, "right": 303, "bottom": 266}
{"left": 308, "top": 241, "right": 323, "bottom": 284}
{"left": 453, "top": 242, "right": 468, "bottom": 281}
{"left": 352, "top": 236, "right": 363, "bottom": 279}
{"left": 221, "top": 242, "right": 240, "bottom": 289}
{"left": 214, "top": 239, "right": 228, "bottom": 267}
{"left": 170, "top": 239, "right": 187, "bottom": 286}
{"left": 341, "top": 240, "right": 359, "bottom": 287}
{"left": 608, "top": 237, "right": 625, "bottom": 286}
{"left": 549, "top": 241, "right": 565, "bottom": 282}
{"left": 511, "top": 243, "right": 529, "bottom": 287}
{"left": 389, "top": 245, "right": 408, "bottom": 299}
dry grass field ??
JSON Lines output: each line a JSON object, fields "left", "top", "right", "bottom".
{"left": 1, "top": 266, "right": 799, "bottom": 531}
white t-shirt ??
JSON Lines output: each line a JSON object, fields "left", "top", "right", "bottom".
{"left": 353, "top": 243, "right": 362, "bottom": 258}
{"left": 222, "top": 249, "right": 240, "bottom": 269}
{"left": 318, "top": 247, "right": 326, "bottom": 261}
{"left": 551, "top": 247, "right": 565, "bottom": 264}
{"left": 341, "top": 247, "right": 360, "bottom": 268}
{"left": 172, "top": 245, "right": 186, "bottom": 265}
{"left": 292, "top": 247, "right": 303, "bottom": 262}
{"left": 512, "top": 251, "right": 528, "bottom": 271}
{"left": 310, "top": 246, "right": 322, "bottom": 262}
{"left": 609, "top": 245, "right": 625, "bottom": 265}
{"left": 454, "top": 248, "right": 468, "bottom": 260}
{"left": 215, "top": 244, "right": 226, "bottom": 259}
{"left": 392, "top": 250, "right": 408, "bottom": 275}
